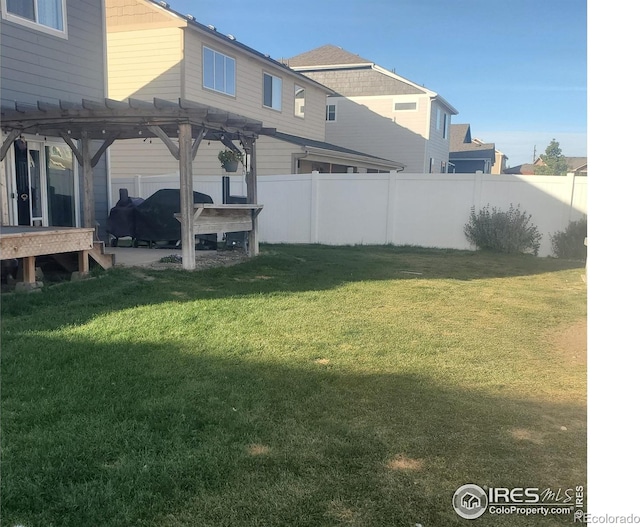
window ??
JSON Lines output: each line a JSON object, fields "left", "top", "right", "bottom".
{"left": 294, "top": 85, "right": 305, "bottom": 118}
{"left": 394, "top": 101, "right": 417, "bottom": 111}
{"left": 326, "top": 104, "right": 336, "bottom": 121}
{"left": 435, "top": 106, "right": 448, "bottom": 138}
{"left": 3, "top": 0, "right": 66, "bottom": 36}
{"left": 263, "top": 73, "right": 282, "bottom": 110}
{"left": 203, "top": 47, "right": 236, "bottom": 96}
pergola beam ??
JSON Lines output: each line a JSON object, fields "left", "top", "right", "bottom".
{"left": 147, "top": 125, "right": 180, "bottom": 159}
{"left": 0, "top": 129, "right": 21, "bottom": 162}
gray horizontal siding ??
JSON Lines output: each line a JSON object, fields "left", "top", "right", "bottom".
{"left": 1, "top": 0, "right": 109, "bottom": 231}
{"left": 0, "top": 0, "right": 105, "bottom": 105}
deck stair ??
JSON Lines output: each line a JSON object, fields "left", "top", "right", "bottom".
{"left": 89, "top": 241, "right": 115, "bottom": 269}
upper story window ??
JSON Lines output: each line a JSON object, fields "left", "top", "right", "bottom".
{"left": 394, "top": 101, "right": 417, "bottom": 111}
{"left": 294, "top": 85, "right": 305, "bottom": 118}
{"left": 326, "top": 104, "right": 336, "bottom": 121}
{"left": 203, "top": 46, "right": 236, "bottom": 96}
{"left": 2, "top": 0, "right": 67, "bottom": 37}
{"left": 435, "top": 106, "right": 448, "bottom": 138}
{"left": 263, "top": 72, "right": 282, "bottom": 111}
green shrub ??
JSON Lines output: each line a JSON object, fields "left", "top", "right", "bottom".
{"left": 464, "top": 204, "right": 542, "bottom": 256}
{"left": 550, "top": 217, "right": 587, "bottom": 260}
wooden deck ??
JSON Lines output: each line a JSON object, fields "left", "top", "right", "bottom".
{"left": 0, "top": 226, "right": 107, "bottom": 285}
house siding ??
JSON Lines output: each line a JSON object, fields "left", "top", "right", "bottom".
{"left": 325, "top": 95, "right": 444, "bottom": 173}
{"left": 182, "top": 31, "right": 326, "bottom": 140}
{"left": 108, "top": 135, "right": 301, "bottom": 187}
{"left": 1, "top": 0, "right": 109, "bottom": 232}
{"left": 106, "top": 27, "right": 184, "bottom": 100}
{"left": 427, "top": 100, "right": 452, "bottom": 173}
{"left": 1, "top": 0, "right": 105, "bottom": 104}
{"left": 107, "top": 4, "right": 331, "bottom": 182}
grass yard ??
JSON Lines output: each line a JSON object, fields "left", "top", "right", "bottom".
{"left": 0, "top": 244, "right": 587, "bottom": 526}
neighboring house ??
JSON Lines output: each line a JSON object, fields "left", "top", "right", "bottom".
{"left": 503, "top": 164, "right": 536, "bottom": 175}
{"left": 448, "top": 124, "right": 498, "bottom": 174}
{"left": 104, "top": 0, "right": 401, "bottom": 182}
{"left": 0, "top": 0, "right": 110, "bottom": 235}
{"left": 492, "top": 149, "right": 508, "bottom": 175}
{"left": 534, "top": 156, "right": 587, "bottom": 174}
{"left": 505, "top": 156, "right": 587, "bottom": 176}
{"left": 283, "top": 44, "right": 458, "bottom": 174}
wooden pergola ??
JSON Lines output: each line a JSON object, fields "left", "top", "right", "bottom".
{"left": 0, "top": 97, "right": 274, "bottom": 270}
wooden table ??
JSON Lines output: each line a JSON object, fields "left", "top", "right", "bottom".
{"left": 175, "top": 204, "right": 264, "bottom": 254}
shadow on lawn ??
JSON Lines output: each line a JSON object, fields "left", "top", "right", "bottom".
{"left": 1, "top": 330, "right": 587, "bottom": 527}
{"left": 0, "top": 245, "right": 586, "bottom": 333}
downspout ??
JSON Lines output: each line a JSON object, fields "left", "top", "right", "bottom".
{"left": 292, "top": 149, "right": 310, "bottom": 174}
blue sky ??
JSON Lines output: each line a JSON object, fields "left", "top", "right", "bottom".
{"left": 162, "top": 0, "right": 587, "bottom": 167}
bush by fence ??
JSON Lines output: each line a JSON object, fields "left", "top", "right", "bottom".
{"left": 464, "top": 204, "right": 543, "bottom": 256}
{"left": 550, "top": 217, "right": 588, "bottom": 260}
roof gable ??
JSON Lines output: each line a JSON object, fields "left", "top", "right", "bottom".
{"left": 285, "top": 44, "right": 373, "bottom": 68}
{"left": 284, "top": 44, "right": 457, "bottom": 114}
{"left": 450, "top": 124, "right": 472, "bottom": 147}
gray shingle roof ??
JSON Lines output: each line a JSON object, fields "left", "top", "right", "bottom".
{"left": 273, "top": 131, "right": 403, "bottom": 168}
{"left": 449, "top": 124, "right": 495, "bottom": 154}
{"left": 284, "top": 44, "right": 372, "bottom": 68}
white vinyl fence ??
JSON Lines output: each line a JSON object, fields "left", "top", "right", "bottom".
{"left": 111, "top": 172, "right": 587, "bottom": 257}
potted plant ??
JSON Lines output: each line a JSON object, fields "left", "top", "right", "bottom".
{"left": 218, "top": 149, "right": 244, "bottom": 172}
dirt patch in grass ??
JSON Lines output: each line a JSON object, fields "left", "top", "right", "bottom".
{"left": 246, "top": 443, "right": 271, "bottom": 456}
{"left": 509, "top": 427, "right": 545, "bottom": 445}
{"left": 386, "top": 454, "right": 424, "bottom": 471}
{"left": 549, "top": 319, "right": 587, "bottom": 366}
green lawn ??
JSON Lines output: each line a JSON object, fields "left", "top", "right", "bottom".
{"left": 1, "top": 245, "right": 587, "bottom": 526}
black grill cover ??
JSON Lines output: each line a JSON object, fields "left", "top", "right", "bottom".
{"left": 133, "top": 189, "right": 213, "bottom": 244}
{"left": 107, "top": 189, "right": 144, "bottom": 239}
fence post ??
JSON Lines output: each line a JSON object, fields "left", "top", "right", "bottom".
{"left": 310, "top": 171, "right": 319, "bottom": 243}
{"left": 566, "top": 171, "right": 576, "bottom": 223}
{"left": 473, "top": 172, "right": 484, "bottom": 212}
{"left": 386, "top": 171, "right": 397, "bottom": 244}
{"left": 134, "top": 175, "right": 142, "bottom": 198}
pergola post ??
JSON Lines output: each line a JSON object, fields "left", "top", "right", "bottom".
{"left": 80, "top": 131, "right": 96, "bottom": 233}
{"left": 178, "top": 122, "right": 196, "bottom": 270}
{"left": 246, "top": 137, "right": 259, "bottom": 256}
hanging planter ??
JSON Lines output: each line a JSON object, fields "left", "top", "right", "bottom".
{"left": 218, "top": 149, "right": 244, "bottom": 172}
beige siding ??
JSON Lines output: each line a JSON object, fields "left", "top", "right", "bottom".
{"left": 108, "top": 136, "right": 302, "bottom": 181}
{"left": 324, "top": 94, "right": 451, "bottom": 173}
{"left": 183, "top": 31, "right": 326, "bottom": 140}
{"left": 107, "top": 27, "right": 183, "bottom": 100}
{"left": 256, "top": 137, "right": 302, "bottom": 175}
{"left": 106, "top": 2, "right": 331, "bottom": 182}
{"left": 325, "top": 95, "right": 428, "bottom": 173}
